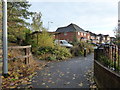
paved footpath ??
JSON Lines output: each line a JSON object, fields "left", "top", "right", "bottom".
{"left": 31, "top": 53, "right": 94, "bottom": 88}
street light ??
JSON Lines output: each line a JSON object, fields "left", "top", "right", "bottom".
{"left": 48, "top": 21, "right": 53, "bottom": 30}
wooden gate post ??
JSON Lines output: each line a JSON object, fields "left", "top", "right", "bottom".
{"left": 24, "top": 48, "right": 27, "bottom": 64}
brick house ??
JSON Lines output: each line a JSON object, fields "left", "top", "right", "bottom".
{"left": 110, "top": 37, "right": 115, "bottom": 42}
{"left": 55, "top": 23, "right": 90, "bottom": 43}
{"left": 86, "top": 31, "right": 99, "bottom": 43}
{"left": 104, "top": 35, "right": 110, "bottom": 43}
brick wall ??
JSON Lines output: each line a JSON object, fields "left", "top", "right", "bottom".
{"left": 55, "top": 32, "right": 76, "bottom": 42}
{"left": 76, "top": 32, "right": 90, "bottom": 40}
{"left": 55, "top": 32, "right": 91, "bottom": 42}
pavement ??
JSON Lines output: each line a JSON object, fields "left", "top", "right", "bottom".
{"left": 31, "top": 53, "right": 94, "bottom": 88}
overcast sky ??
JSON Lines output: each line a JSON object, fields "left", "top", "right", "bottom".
{"left": 28, "top": 0, "right": 119, "bottom": 37}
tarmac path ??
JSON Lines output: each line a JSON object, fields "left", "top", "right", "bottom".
{"left": 31, "top": 53, "right": 94, "bottom": 88}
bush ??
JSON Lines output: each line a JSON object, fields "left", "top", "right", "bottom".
{"left": 99, "top": 55, "right": 111, "bottom": 66}
{"left": 54, "top": 45, "right": 72, "bottom": 60}
{"left": 70, "top": 41, "right": 93, "bottom": 56}
{"left": 99, "top": 55, "right": 120, "bottom": 71}
{"left": 47, "top": 55, "right": 56, "bottom": 61}
{"left": 38, "top": 30, "right": 54, "bottom": 48}
{"left": 37, "top": 45, "right": 72, "bottom": 60}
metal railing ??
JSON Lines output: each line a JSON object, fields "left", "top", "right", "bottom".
{"left": 94, "top": 44, "right": 120, "bottom": 73}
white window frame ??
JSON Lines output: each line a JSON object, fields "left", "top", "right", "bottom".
{"left": 64, "top": 32, "right": 67, "bottom": 36}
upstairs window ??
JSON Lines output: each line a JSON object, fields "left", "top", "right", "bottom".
{"left": 84, "top": 33, "right": 86, "bottom": 36}
{"left": 88, "top": 36, "right": 90, "bottom": 39}
{"left": 81, "top": 32, "right": 83, "bottom": 36}
{"left": 64, "top": 32, "right": 67, "bottom": 36}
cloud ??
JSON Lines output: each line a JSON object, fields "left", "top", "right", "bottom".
{"left": 29, "top": 0, "right": 119, "bottom": 3}
{"left": 29, "top": 2, "right": 118, "bottom": 37}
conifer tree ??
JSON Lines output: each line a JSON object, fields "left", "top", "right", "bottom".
{"left": 7, "top": 2, "right": 33, "bottom": 45}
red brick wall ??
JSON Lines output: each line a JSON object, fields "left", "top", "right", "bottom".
{"left": 55, "top": 32, "right": 91, "bottom": 42}
{"left": 86, "top": 33, "right": 90, "bottom": 40}
{"left": 55, "top": 32, "right": 76, "bottom": 42}
{"left": 76, "top": 32, "right": 90, "bottom": 40}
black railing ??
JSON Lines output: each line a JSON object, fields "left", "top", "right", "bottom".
{"left": 94, "top": 44, "right": 120, "bottom": 73}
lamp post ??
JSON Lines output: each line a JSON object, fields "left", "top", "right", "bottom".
{"left": 48, "top": 21, "right": 53, "bottom": 30}
{"left": 2, "top": 0, "right": 8, "bottom": 77}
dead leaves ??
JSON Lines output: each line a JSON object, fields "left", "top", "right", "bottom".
{"left": 64, "top": 82, "right": 70, "bottom": 85}
{"left": 85, "top": 69, "right": 97, "bottom": 88}
{"left": 78, "top": 82, "right": 83, "bottom": 87}
{"left": 1, "top": 58, "right": 46, "bottom": 89}
{"left": 47, "top": 74, "right": 51, "bottom": 76}
{"left": 42, "top": 83, "right": 46, "bottom": 85}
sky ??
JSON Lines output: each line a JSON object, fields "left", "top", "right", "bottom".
{"left": 28, "top": 0, "right": 119, "bottom": 37}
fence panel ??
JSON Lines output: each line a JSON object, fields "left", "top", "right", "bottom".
{"left": 8, "top": 45, "right": 32, "bottom": 65}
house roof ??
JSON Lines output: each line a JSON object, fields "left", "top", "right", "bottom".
{"left": 86, "top": 31, "right": 96, "bottom": 36}
{"left": 56, "top": 23, "right": 86, "bottom": 33}
{"left": 97, "top": 34, "right": 104, "bottom": 36}
{"left": 104, "top": 35, "right": 109, "bottom": 37}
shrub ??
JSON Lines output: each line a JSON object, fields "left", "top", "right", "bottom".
{"left": 47, "top": 55, "right": 56, "bottom": 61}
{"left": 54, "top": 45, "right": 72, "bottom": 60}
{"left": 70, "top": 41, "right": 93, "bottom": 56}
{"left": 99, "top": 55, "right": 111, "bottom": 66}
{"left": 37, "top": 45, "right": 72, "bottom": 60}
{"left": 38, "top": 30, "right": 54, "bottom": 48}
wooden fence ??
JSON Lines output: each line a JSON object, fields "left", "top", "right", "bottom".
{"left": 8, "top": 45, "right": 32, "bottom": 65}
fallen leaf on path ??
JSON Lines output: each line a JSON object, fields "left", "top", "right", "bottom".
{"left": 64, "top": 82, "right": 70, "bottom": 85}
{"left": 42, "top": 83, "right": 46, "bottom": 85}
{"left": 48, "top": 80, "right": 52, "bottom": 83}
{"left": 66, "top": 72, "right": 70, "bottom": 74}
{"left": 73, "top": 74, "right": 76, "bottom": 77}
{"left": 46, "top": 86, "right": 49, "bottom": 88}
{"left": 27, "top": 85, "right": 33, "bottom": 88}
{"left": 52, "top": 82, "right": 55, "bottom": 84}
{"left": 48, "top": 74, "right": 51, "bottom": 76}
{"left": 78, "top": 82, "right": 83, "bottom": 87}
{"left": 72, "top": 77, "right": 75, "bottom": 80}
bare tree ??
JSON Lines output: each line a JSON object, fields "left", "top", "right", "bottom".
{"left": 31, "top": 12, "right": 43, "bottom": 31}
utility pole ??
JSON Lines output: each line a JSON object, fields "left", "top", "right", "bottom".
{"left": 2, "top": 0, "right": 8, "bottom": 77}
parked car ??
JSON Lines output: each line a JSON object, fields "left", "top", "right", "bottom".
{"left": 55, "top": 40, "right": 73, "bottom": 48}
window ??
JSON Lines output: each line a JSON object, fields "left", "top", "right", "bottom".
{"left": 64, "top": 32, "right": 67, "bottom": 36}
{"left": 78, "top": 32, "right": 80, "bottom": 35}
{"left": 88, "top": 36, "right": 90, "bottom": 39}
{"left": 81, "top": 32, "right": 83, "bottom": 36}
{"left": 107, "top": 37, "right": 110, "bottom": 40}
{"left": 84, "top": 33, "right": 86, "bottom": 36}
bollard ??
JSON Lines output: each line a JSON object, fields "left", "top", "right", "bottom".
{"left": 84, "top": 48, "right": 87, "bottom": 57}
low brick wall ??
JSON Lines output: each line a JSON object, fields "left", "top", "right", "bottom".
{"left": 94, "top": 60, "right": 120, "bottom": 88}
